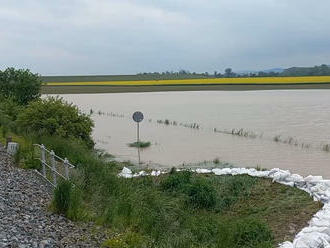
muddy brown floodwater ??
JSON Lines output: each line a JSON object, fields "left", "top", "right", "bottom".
{"left": 54, "top": 90, "right": 330, "bottom": 178}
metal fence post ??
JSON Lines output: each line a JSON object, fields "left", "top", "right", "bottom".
{"left": 41, "top": 144, "right": 46, "bottom": 177}
{"left": 50, "top": 150, "right": 56, "bottom": 186}
{"left": 64, "top": 158, "right": 69, "bottom": 179}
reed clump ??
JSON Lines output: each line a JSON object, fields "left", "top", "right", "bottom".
{"left": 323, "top": 144, "right": 330, "bottom": 152}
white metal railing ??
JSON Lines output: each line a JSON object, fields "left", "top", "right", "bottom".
{"left": 33, "top": 144, "right": 75, "bottom": 187}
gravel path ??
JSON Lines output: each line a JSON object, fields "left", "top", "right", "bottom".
{"left": 0, "top": 145, "right": 106, "bottom": 248}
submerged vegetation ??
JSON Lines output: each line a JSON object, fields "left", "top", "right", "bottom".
{"left": 88, "top": 108, "right": 330, "bottom": 154}
{"left": 323, "top": 144, "right": 330, "bottom": 152}
{"left": 128, "top": 141, "right": 151, "bottom": 148}
{"left": 273, "top": 135, "right": 311, "bottom": 149}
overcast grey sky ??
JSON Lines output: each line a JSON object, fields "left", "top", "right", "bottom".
{"left": 1, "top": 0, "right": 330, "bottom": 75}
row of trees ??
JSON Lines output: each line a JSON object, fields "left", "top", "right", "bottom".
{"left": 139, "top": 64, "right": 330, "bottom": 79}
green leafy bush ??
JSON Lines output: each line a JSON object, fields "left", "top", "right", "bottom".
{"left": 17, "top": 97, "right": 94, "bottom": 147}
{"left": 0, "top": 96, "right": 22, "bottom": 121}
{"left": 0, "top": 67, "right": 42, "bottom": 105}
{"left": 0, "top": 96, "right": 22, "bottom": 134}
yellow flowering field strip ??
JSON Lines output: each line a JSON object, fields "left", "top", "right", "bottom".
{"left": 46, "top": 76, "right": 330, "bottom": 86}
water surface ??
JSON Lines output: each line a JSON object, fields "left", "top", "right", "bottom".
{"left": 58, "top": 90, "right": 330, "bottom": 178}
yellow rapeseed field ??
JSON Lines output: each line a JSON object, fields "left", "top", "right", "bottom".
{"left": 46, "top": 76, "right": 330, "bottom": 86}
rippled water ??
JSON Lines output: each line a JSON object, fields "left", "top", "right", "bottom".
{"left": 57, "top": 90, "right": 330, "bottom": 178}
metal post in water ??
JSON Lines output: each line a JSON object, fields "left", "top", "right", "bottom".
{"left": 41, "top": 144, "right": 46, "bottom": 177}
{"left": 50, "top": 150, "right": 56, "bottom": 185}
{"left": 137, "top": 122, "right": 140, "bottom": 143}
{"left": 137, "top": 122, "right": 141, "bottom": 165}
{"left": 64, "top": 158, "right": 69, "bottom": 179}
{"left": 132, "top": 111, "right": 144, "bottom": 165}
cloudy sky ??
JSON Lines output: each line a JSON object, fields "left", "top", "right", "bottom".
{"left": 1, "top": 0, "right": 330, "bottom": 75}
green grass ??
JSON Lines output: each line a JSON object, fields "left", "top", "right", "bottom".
{"left": 0, "top": 130, "right": 320, "bottom": 247}
{"left": 48, "top": 145, "right": 320, "bottom": 248}
{"left": 128, "top": 141, "right": 151, "bottom": 148}
{"left": 41, "top": 83, "right": 330, "bottom": 95}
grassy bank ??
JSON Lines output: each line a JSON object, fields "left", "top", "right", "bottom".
{"left": 0, "top": 128, "right": 321, "bottom": 247}
{"left": 39, "top": 135, "right": 321, "bottom": 247}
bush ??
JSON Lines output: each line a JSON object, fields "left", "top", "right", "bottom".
{"left": 0, "top": 96, "right": 22, "bottom": 134}
{"left": 17, "top": 97, "right": 94, "bottom": 147}
{"left": 0, "top": 96, "right": 22, "bottom": 121}
{"left": 0, "top": 67, "right": 42, "bottom": 105}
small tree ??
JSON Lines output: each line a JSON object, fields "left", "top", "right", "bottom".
{"left": 17, "top": 97, "right": 94, "bottom": 147}
{"left": 224, "top": 68, "right": 233, "bottom": 77}
{"left": 0, "top": 67, "right": 42, "bottom": 105}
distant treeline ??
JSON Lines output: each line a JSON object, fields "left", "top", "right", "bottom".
{"left": 42, "top": 64, "right": 330, "bottom": 82}
{"left": 138, "top": 64, "right": 330, "bottom": 79}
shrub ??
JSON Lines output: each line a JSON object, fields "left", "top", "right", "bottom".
{"left": 187, "top": 178, "right": 216, "bottom": 209}
{"left": 17, "top": 97, "right": 94, "bottom": 147}
{"left": 0, "top": 67, "right": 42, "bottom": 105}
{"left": 0, "top": 96, "right": 22, "bottom": 121}
{"left": 0, "top": 96, "right": 22, "bottom": 134}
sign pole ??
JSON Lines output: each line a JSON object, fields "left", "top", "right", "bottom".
{"left": 137, "top": 122, "right": 140, "bottom": 144}
{"left": 137, "top": 122, "right": 141, "bottom": 164}
{"left": 132, "top": 111, "right": 144, "bottom": 165}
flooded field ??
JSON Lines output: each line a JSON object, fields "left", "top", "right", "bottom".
{"left": 58, "top": 90, "right": 330, "bottom": 178}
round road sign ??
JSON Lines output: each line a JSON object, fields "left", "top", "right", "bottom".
{"left": 132, "top": 111, "right": 144, "bottom": 123}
